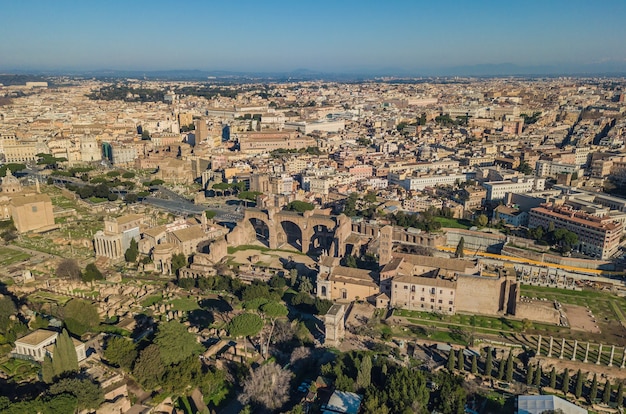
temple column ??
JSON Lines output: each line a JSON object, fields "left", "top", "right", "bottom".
{"left": 559, "top": 338, "right": 566, "bottom": 359}
{"left": 537, "top": 335, "right": 542, "bottom": 356}
{"left": 584, "top": 343, "right": 590, "bottom": 363}
{"left": 597, "top": 344, "right": 603, "bottom": 365}
{"left": 547, "top": 337, "right": 553, "bottom": 357}
{"left": 571, "top": 340, "right": 577, "bottom": 361}
{"left": 609, "top": 345, "right": 615, "bottom": 367}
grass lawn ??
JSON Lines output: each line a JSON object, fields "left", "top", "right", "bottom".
{"left": 0, "top": 358, "right": 40, "bottom": 382}
{"left": 28, "top": 291, "right": 73, "bottom": 306}
{"left": 141, "top": 294, "right": 163, "bottom": 308}
{"left": 0, "top": 246, "right": 30, "bottom": 266}
{"left": 168, "top": 297, "right": 200, "bottom": 312}
{"left": 434, "top": 217, "right": 472, "bottom": 229}
{"left": 227, "top": 244, "right": 306, "bottom": 256}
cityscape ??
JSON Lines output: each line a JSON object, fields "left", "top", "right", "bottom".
{"left": 2, "top": 2, "right": 626, "bottom": 414}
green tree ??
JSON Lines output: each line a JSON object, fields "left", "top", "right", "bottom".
{"left": 526, "top": 364, "right": 534, "bottom": 386}
{"left": 616, "top": 381, "right": 624, "bottom": 407}
{"left": 133, "top": 344, "right": 164, "bottom": 389}
{"left": 534, "top": 365, "right": 542, "bottom": 387}
{"left": 447, "top": 349, "right": 456, "bottom": 371}
{"left": 457, "top": 349, "right": 464, "bottom": 372}
{"left": 561, "top": 369, "right": 570, "bottom": 395}
{"left": 171, "top": 253, "right": 187, "bottom": 275}
{"left": 229, "top": 313, "right": 263, "bottom": 339}
{"left": 497, "top": 356, "right": 505, "bottom": 380}
{"left": 49, "top": 378, "right": 104, "bottom": 410}
{"left": 517, "top": 161, "right": 534, "bottom": 175}
{"left": 344, "top": 255, "right": 357, "bottom": 268}
{"left": 124, "top": 238, "right": 139, "bottom": 263}
{"left": 62, "top": 299, "right": 99, "bottom": 336}
{"left": 104, "top": 336, "right": 137, "bottom": 370}
{"left": 550, "top": 367, "right": 557, "bottom": 389}
{"left": 297, "top": 275, "right": 314, "bottom": 294}
{"left": 455, "top": 237, "right": 465, "bottom": 258}
{"left": 484, "top": 347, "right": 493, "bottom": 377}
{"left": 82, "top": 263, "right": 103, "bottom": 283}
{"left": 155, "top": 320, "right": 203, "bottom": 366}
{"left": 285, "top": 200, "right": 314, "bottom": 213}
{"left": 205, "top": 210, "right": 217, "bottom": 219}
{"left": 505, "top": 352, "right": 513, "bottom": 382}
{"left": 574, "top": 369, "right": 583, "bottom": 399}
{"left": 474, "top": 214, "right": 488, "bottom": 228}
{"left": 603, "top": 380, "right": 612, "bottom": 404}
{"left": 590, "top": 373, "right": 598, "bottom": 402}
{"left": 42, "top": 354, "right": 54, "bottom": 383}
{"left": 471, "top": 354, "right": 477, "bottom": 374}
{"left": 356, "top": 355, "right": 372, "bottom": 390}
{"left": 51, "top": 329, "right": 78, "bottom": 378}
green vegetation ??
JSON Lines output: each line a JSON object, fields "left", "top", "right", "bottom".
{"left": 435, "top": 217, "right": 471, "bottom": 229}
{"left": 285, "top": 200, "right": 315, "bottom": 213}
{"left": 51, "top": 329, "right": 79, "bottom": 378}
{"left": 141, "top": 294, "right": 163, "bottom": 308}
{"left": 168, "top": 297, "right": 200, "bottom": 312}
{"left": 0, "top": 246, "right": 30, "bottom": 266}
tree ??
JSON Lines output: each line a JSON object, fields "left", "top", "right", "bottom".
{"left": 447, "top": 349, "right": 456, "bottom": 371}
{"left": 124, "top": 238, "right": 139, "bottom": 262}
{"left": 457, "top": 349, "right": 465, "bottom": 372}
{"left": 497, "top": 356, "right": 505, "bottom": 380}
{"left": 42, "top": 354, "right": 53, "bottom": 383}
{"left": 526, "top": 365, "right": 534, "bottom": 386}
{"left": 617, "top": 382, "right": 624, "bottom": 407}
{"left": 603, "top": 380, "right": 612, "bottom": 404}
{"left": 239, "top": 362, "right": 291, "bottom": 411}
{"left": 205, "top": 210, "right": 217, "bottom": 219}
{"left": 171, "top": 253, "right": 187, "bottom": 275}
{"left": 550, "top": 367, "right": 557, "bottom": 389}
{"left": 471, "top": 354, "right": 477, "bottom": 374}
{"left": 474, "top": 214, "right": 488, "bottom": 228}
{"left": 51, "top": 329, "right": 78, "bottom": 378}
{"left": 344, "top": 255, "right": 358, "bottom": 268}
{"left": 484, "top": 347, "right": 493, "bottom": 377}
{"left": 56, "top": 259, "right": 81, "bottom": 280}
{"left": 229, "top": 313, "right": 263, "bottom": 339}
{"left": 518, "top": 161, "right": 534, "bottom": 175}
{"left": 155, "top": 320, "right": 203, "bottom": 366}
{"left": 62, "top": 299, "right": 99, "bottom": 336}
{"left": 534, "top": 365, "right": 542, "bottom": 387}
{"left": 356, "top": 355, "right": 372, "bottom": 390}
{"left": 285, "top": 200, "right": 314, "bottom": 213}
{"left": 297, "top": 275, "right": 314, "bottom": 294}
{"left": 561, "top": 369, "right": 570, "bottom": 395}
{"left": 48, "top": 378, "right": 104, "bottom": 410}
{"left": 574, "top": 369, "right": 583, "bottom": 399}
{"left": 455, "top": 237, "right": 465, "bottom": 258}
{"left": 505, "top": 352, "right": 513, "bottom": 382}
{"left": 133, "top": 344, "right": 164, "bottom": 389}
{"left": 104, "top": 336, "right": 137, "bottom": 371}
{"left": 590, "top": 373, "right": 598, "bottom": 402}
{"left": 82, "top": 263, "right": 103, "bottom": 283}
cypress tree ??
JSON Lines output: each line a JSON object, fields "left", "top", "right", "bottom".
{"left": 498, "top": 356, "right": 506, "bottom": 380}
{"left": 534, "top": 365, "right": 542, "bottom": 387}
{"left": 505, "top": 352, "right": 514, "bottom": 383}
{"left": 526, "top": 365, "right": 534, "bottom": 386}
{"left": 356, "top": 355, "right": 372, "bottom": 390}
{"left": 549, "top": 367, "right": 557, "bottom": 389}
{"left": 457, "top": 349, "right": 464, "bottom": 372}
{"left": 603, "top": 380, "right": 612, "bottom": 404}
{"left": 484, "top": 347, "right": 492, "bottom": 377}
{"left": 574, "top": 370, "right": 583, "bottom": 399}
{"left": 561, "top": 370, "right": 570, "bottom": 395}
{"left": 447, "top": 349, "right": 456, "bottom": 371}
{"left": 471, "top": 354, "right": 477, "bottom": 374}
{"left": 590, "top": 373, "right": 598, "bottom": 403}
{"left": 616, "top": 382, "right": 624, "bottom": 407}
{"left": 42, "top": 354, "right": 54, "bottom": 383}
{"left": 52, "top": 329, "right": 78, "bottom": 377}
{"left": 455, "top": 237, "right": 465, "bottom": 258}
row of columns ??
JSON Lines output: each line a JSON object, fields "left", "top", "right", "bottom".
{"left": 95, "top": 236, "right": 122, "bottom": 259}
{"left": 537, "top": 335, "right": 626, "bottom": 368}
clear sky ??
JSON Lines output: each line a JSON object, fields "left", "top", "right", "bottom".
{"left": 2, "top": 0, "right": 626, "bottom": 74}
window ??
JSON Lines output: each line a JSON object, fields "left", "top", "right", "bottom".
{"left": 449, "top": 301, "right": 453, "bottom": 305}
{"left": 439, "top": 289, "right": 443, "bottom": 294}
{"left": 31, "top": 205, "right": 38, "bottom": 213}
{"left": 438, "top": 299, "right": 442, "bottom": 304}
{"left": 411, "top": 286, "right": 416, "bottom": 292}
{"left": 420, "top": 297, "right": 425, "bottom": 301}
{"left": 430, "top": 298, "right": 435, "bottom": 303}
{"left": 404, "top": 286, "right": 408, "bottom": 290}
{"left": 321, "top": 286, "right": 327, "bottom": 297}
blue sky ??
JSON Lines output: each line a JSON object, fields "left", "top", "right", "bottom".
{"left": 1, "top": 0, "right": 626, "bottom": 74}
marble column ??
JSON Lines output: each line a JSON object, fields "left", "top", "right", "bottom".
{"left": 597, "top": 344, "right": 603, "bottom": 365}
{"left": 571, "top": 340, "right": 577, "bottom": 361}
{"left": 559, "top": 338, "right": 566, "bottom": 359}
{"left": 547, "top": 337, "right": 553, "bottom": 358}
{"left": 621, "top": 348, "right": 626, "bottom": 369}
{"left": 537, "top": 335, "right": 542, "bottom": 356}
{"left": 584, "top": 342, "right": 590, "bottom": 363}
{"left": 609, "top": 345, "right": 615, "bottom": 367}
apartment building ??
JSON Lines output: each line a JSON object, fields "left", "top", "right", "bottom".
{"left": 482, "top": 177, "right": 546, "bottom": 203}
{"left": 528, "top": 204, "right": 623, "bottom": 259}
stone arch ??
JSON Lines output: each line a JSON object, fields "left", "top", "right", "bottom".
{"left": 308, "top": 224, "right": 334, "bottom": 255}
{"left": 249, "top": 217, "right": 271, "bottom": 247}
{"left": 279, "top": 220, "right": 304, "bottom": 251}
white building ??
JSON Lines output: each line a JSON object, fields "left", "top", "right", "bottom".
{"left": 482, "top": 177, "right": 545, "bottom": 202}
{"left": 13, "top": 329, "right": 87, "bottom": 362}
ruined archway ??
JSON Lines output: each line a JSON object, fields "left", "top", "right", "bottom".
{"left": 280, "top": 220, "right": 303, "bottom": 251}
{"left": 308, "top": 224, "right": 334, "bottom": 256}
{"left": 249, "top": 218, "right": 270, "bottom": 247}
